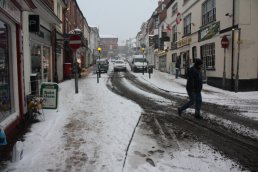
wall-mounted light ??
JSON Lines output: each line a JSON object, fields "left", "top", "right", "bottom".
{"left": 191, "top": 22, "right": 195, "bottom": 26}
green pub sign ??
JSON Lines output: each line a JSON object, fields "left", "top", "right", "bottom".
{"left": 40, "top": 83, "right": 59, "bottom": 109}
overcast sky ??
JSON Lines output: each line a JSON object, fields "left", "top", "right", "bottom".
{"left": 77, "top": 0, "right": 158, "bottom": 44}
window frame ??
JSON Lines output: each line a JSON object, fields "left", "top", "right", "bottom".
{"left": 183, "top": 14, "right": 191, "bottom": 36}
{"left": 172, "top": 3, "right": 178, "bottom": 16}
{"left": 0, "top": 19, "right": 14, "bottom": 122}
{"left": 202, "top": 0, "right": 216, "bottom": 26}
{"left": 201, "top": 43, "right": 215, "bottom": 69}
{"left": 172, "top": 25, "right": 177, "bottom": 42}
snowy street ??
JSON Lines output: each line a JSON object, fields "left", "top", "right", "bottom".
{"left": 2, "top": 63, "right": 258, "bottom": 172}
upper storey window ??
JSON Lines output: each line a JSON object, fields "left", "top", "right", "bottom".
{"left": 202, "top": 0, "right": 216, "bottom": 25}
{"left": 183, "top": 0, "right": 190, "bottom": 5}
{"left": 183, "top": 14, "right": 191, "bottom": 36}
{"left": 172, "top": 3, "right": 178, "bottom": 16}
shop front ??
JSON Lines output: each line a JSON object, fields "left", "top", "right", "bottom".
{"left": 0, "top": 0, "right": 24, "bottom": 141}
{"left": 177, "top": 36, "right": 192, "bottom": 78}
{"left": 30, "top": 26, "right": 52, "bottom": 95}
{"left": 157, "top": 51, "right": 167, "bottom": 72}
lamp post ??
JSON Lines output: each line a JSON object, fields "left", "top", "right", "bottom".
{"left": 141, "top": 48, "right": 145, "bottom": 75}
{"left": 97, "top": 47, "right": 102, "bottom": 83}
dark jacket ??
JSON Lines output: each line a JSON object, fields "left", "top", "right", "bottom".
{"left": 175, "top": 60, "right": 180, "bottom": 69}
{"left": 186, "top": 64, "right": 203, "bottom": 93}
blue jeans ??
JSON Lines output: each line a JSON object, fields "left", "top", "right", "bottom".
{"left": 179, "top": 91, "right": 202, "bottom": 114}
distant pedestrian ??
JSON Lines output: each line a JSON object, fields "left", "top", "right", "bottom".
{"left": 178, "top": 58, "right": 203, "bottom": 119}
{"left": 175, "top": 58, "right": 180, "bottom": 79}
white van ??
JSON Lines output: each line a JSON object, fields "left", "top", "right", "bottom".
{"left": 130, "top": 55, "right": 148, "bottom": 72}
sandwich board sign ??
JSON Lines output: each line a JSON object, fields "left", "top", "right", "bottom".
{"left": 40, "top": 83, "right": 58, "bottom": 109}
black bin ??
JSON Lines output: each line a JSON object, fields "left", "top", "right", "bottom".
{"left": 30, "top": 73, "right": 39, "bottom": 95}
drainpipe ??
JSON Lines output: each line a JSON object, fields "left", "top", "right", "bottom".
{"left": 16, "top": 24, "right": 24, "bottom": 120}
{"left": 231, "top": 0, "right": 235, "bottom": 91}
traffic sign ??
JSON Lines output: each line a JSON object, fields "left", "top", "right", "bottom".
{"left": 221, "top": 36, "right": 229, "bottom": 48}
{"left": 69, "top": 34, "right": 81, "bottom": 50}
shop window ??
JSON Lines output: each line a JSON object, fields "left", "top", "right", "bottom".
{"left": 0, "top": 20, "right": 13, "bottom": 122}
{"left": 172, "top": 53, "right": 177, "bottom": 62}
{"left": 201, "top": 43, "right": 215, "bottom": 69}
{"left": 43, "top": 46, "right": 50, "bottom": 82}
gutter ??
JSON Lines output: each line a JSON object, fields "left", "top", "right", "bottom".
{"left": 231, "top": 0, "right": 235, "bottom": 91}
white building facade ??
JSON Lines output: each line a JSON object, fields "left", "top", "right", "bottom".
{"left": 164, "top": 0, "right": 258, "bottom": 91}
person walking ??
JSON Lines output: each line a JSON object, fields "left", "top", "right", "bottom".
{"left": 178, "top": 58, "right": 203, "bottom": 119}
{"left": 175, "top": 58, "right": 180, "bottom": 79}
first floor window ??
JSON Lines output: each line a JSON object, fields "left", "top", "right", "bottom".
{"left": 183, "top": 14, "right": 191, "bottom": 36}
{"left": 172, "top": 25, "right": 177, "bottom": 42}
{"left": 201, "top": 43, "right": 215, "bottom": 69}
{"left": 202, "top": 0, "right": 216, "bottom": 25}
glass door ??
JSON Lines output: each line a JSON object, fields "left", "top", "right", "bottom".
{"left": 43, "top": 46, "right": 50, "bottom": 82}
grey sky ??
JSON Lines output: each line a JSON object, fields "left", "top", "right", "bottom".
{"left": 77, "top": 0, "right": 158, "bottom": 44}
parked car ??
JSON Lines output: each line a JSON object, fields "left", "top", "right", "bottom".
{"left": 96, "top": 59, "right": 109, "bottom": 73}
{"left": 130, "top": 55, "right": 148, "bottom": 72}
{"left": 114, "top": 60, "right": 127, "bottom": 72}
{"left": 111, "top": 56, "right": 119, "bottom": 63}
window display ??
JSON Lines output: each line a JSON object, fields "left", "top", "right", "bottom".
{"left": 30, "top": 43, "right": 51, "bottom": 94}
{"left": 0, "top": 20, "right": 12, "bottom": 122}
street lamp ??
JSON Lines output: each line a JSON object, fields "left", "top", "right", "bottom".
{"left": 97, "top": 47, "right": 102, "bottom": 83}
{"left": 141, "top": 48, "right": 145, "bottom": 75}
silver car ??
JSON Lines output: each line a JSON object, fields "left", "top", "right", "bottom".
{"left": 114, "top": 60, "right": 127, "bottom": 72}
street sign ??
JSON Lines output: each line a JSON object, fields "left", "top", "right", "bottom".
{"left": 221, "top": 36, "right": 229, "bottom": 48}
{"left": 69, "top": 34, "right": 81, "bottom": 50}
{"left": 40, "top": 83, "right": 59, "bottom": 109}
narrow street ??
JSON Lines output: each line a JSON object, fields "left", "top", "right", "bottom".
{"left": 2, "top": 1, "right": 258, "bottom": 172}
{"left": 108, "top": 68, "right": 258, "bottom": 171}
{"left": 1, "top": 64, "right": 258, "bottom": 172}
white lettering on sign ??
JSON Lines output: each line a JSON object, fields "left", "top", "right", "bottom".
{"left": 69, "top": 40, "right": 81, "bottom": 44}
{"left": 43, "top": 89, "right": 57, "bottom": 108}
{"left": 0, "top": 0, "right": 20, "bottom": 23}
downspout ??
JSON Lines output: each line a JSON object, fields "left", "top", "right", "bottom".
{"left": 16, "top": 24, "right": 24, "bottom": 120}
{"left": 231, "top": 0, "right": 235, "bottom": 91}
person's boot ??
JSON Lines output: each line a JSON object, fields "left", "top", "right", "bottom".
{"left": 194, "top": 111, "right": 202, "bottom": 119}
{"left": 177, "top": 108, "right": 182, "bottom": 116}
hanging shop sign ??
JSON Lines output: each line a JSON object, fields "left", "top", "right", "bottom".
{"left": 40, "top": 83, "right": 59, "bottom": 109}
{"left": 29, "top": 15, "right": 40, "bottom": 33}
{"left": 199, "top": 22, "right": 220, "bottom": 42}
